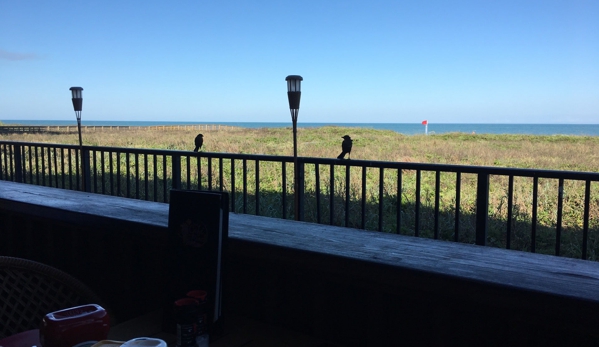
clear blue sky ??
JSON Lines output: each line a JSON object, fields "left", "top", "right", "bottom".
{"left": 1, "top": 1, "right": 597, "bottom": 124}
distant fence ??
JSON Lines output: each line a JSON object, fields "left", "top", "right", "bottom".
{"left": 0, "top": 125, "right": 238, "bottom": 134}
{"left": 1, "top": 140, "right": 599, "bottom": 260}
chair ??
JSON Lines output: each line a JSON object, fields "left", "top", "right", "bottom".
{"left": 0, "top": 256, "right": 106, "bottom": 338}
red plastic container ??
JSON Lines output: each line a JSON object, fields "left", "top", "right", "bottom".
{"left": 40, "top": 304, "right": 110, "bottom": 347}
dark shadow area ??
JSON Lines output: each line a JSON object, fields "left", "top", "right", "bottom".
{"left": 0, "top": 207, "right": 168, "bottom": 325}
{"left": 2, "top": 181, "right": 599, "bottom": 346}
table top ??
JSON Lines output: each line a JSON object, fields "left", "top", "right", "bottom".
{"left": 107, "top": 310, "right": 331, "bottom": 347}
{"left": 0, "top": 329, "right": 40, "bottom": 347}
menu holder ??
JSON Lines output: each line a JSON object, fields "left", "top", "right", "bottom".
{"left": 165, "top": 189, "right": 229, "bottom": 338}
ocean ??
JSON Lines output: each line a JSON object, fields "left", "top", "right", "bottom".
{"left": 2, "top": 120, "right": 599, "bottom": 136}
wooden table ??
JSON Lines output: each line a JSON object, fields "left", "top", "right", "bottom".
{"left": 107, "top": 310, "right": 332, "bottom": 347}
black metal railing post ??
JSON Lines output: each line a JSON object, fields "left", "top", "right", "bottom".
{"left": 82, "top": 148, "right": 91, "bottom": 192}
{"left": 298, "top": 161, "right": 305, "bottom": 221}
{"left": 172, "top": 155, "right": 182, "bottom": 191}
{"left": 13, "top": 144, "right": 24, "bottom": 183}
{"left": 476, "top": 172, "right": 489, "bottom": 246}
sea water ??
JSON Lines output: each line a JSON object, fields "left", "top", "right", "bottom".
{"left": 2, "top": 120, "right": 598, "bottom": 136}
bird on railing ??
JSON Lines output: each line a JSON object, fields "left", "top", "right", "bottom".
{"left": 193, "top": 134, "right": 204, "bottom": 152}
{"left": 337, "top": 135, "right": 353, "bottom": 159}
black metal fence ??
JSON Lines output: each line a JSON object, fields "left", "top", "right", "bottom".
{"left": 2, "top": 140, "right": 598, "bottom": 260}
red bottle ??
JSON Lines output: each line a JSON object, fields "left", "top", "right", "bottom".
{"left": 173, "top": 298, "right": 199, "bottom": 347}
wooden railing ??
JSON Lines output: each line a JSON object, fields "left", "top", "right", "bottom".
{"left": 1, "top": 140, "right": 599, "bottom": 260}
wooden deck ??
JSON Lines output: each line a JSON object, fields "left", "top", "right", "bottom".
{"left": 2, "top": 180, "right": 599, "bottom": 346}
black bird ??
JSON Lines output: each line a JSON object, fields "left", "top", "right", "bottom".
{"left": 193, "top": 133, "right": 204, "bottom": 152}
{"left": 337, "top": 135, "right": 353, "bottom": 159}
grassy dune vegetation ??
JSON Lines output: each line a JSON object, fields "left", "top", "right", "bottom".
{"left": 3, "top": 125, "right": 599, "bottom": 170}
{"left": 2, "top": 125, "right": 599, "bottom": 260}
{"left": 5, "top": 125, "right": 599, "bottom": 170}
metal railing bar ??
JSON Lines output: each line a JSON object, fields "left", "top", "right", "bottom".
{"left": 378, "top": 168, "right": 384, "bottom": 232}
{"left": 60, "top": 148, "right": 66, "bottom": 189}
{"left": 0, "top": 145, "right": 4, "bottom": 181}
{"left": 582, "top": 180, "right": 591, "bottom": 260}
{"left": 135, "top": 153, "right": 140, "bottom": 199}
{"left": 361, "top": 166, "right": 367, "bottom": 230}
{"left": 208, "top": 157, "right": 213, "bottom": 191}
{"left": 506, "top": 176, "right": 514, "bottom": 249}
{"left": 68, "top": 148, "right": 73, "bottom": 189}
{"left": 100, "top": 151, "right": 106, "bottom": 194}
{"left": 144, "top": 153, "right": 149, "bottom": 200}
{"left": 53, "top": 147, "right": 58, "bottom": 188}
{"left": 162, "top": 155, "right": 167, "bottom": 201}
{"left": 434, "top": 170, "right": 440, "bottom": 239}
{"left": 172, "top": 154, "right": 181, "bottom": 191}
{"left": 126, "top": 153, "right": 131, "bottom": 198}
{"left": 231, "top": 159, "right": 236, "bottom": 213}
{"left": 454, "top": 172, "right": 461, "bottom": 242}
{"left": 256, "top": 160, "right": 260, "bottom": 216}
{"left": 15, "top": 145, "right": 23, "bottom": 183}
{"left": 198, "top": 156, "right": 204, "bottom": 190}
{"left": 475, "top": 173, "right": 489, "bottom": 246}
{"left": 555, "top": 178, "right": 564, "bottom": 256}
{"left": 242, "top": 159, "right": 247, "bottom": 214}
{"left": 41, "top": 147, "right": 46, "bottom": 186}
{"left": 315, "top": 163, "right": 321, "bottom": 224}
{"left": 2, "top": 145, "right": 6, "bottom": 180}
{"left": 345, "top": 164, "right": 350, "bottom": 227}
{"left": 117, "top": 152, "right": 122, "bottom": 196}
{"left": 92, "top": 150, "right": 97, "bottom": 192}
{"left": 2, "top": 145, "right": 7, "bottom": 181}
{"left": 329, "top": 165, "right": 335, "bottom": 225}
{"left": 152, "top": 155, "right": 157, "bottom": 201}
{"left": 110, "top": 151, "right": 115, "bottom": 196}
{"left": 11, "top": 145, "right": 16, "bottom": 182}
{"left": 397, "top": 169, "right": 402, "bottom": 235}
{"left": 219, "top": 158, "right": 224, "bottom": 192}
{"left": 46, "top": 146, "right": 52, "bottom": 187}
{"left": 531, "top": 176, "right": 538, "bottom": 253}
{"left": 37, "top": 147, "right": 42, "bottom": 186}
{"left": 185, "top": 155, "right": 191, "bottom": 190}
{"left": 26, "top": 145, "right": 31, "bottom": 184}
{"left": 415, "top": 169, "right": 421, "bottom": 237}
{"left": 281, "top": 162, "right": 286, "bottom": 219}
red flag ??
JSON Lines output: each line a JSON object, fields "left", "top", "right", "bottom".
{"left": 422, "top": 120, "right": 428, "bottom": 125}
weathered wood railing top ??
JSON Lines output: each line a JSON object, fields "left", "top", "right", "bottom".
{"left": 2, "top": 180, "right": 599, "bottom": 307}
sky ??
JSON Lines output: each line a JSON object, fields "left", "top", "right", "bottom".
{"left": 0, "top": 1, "right": 597, "bottom": 124}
